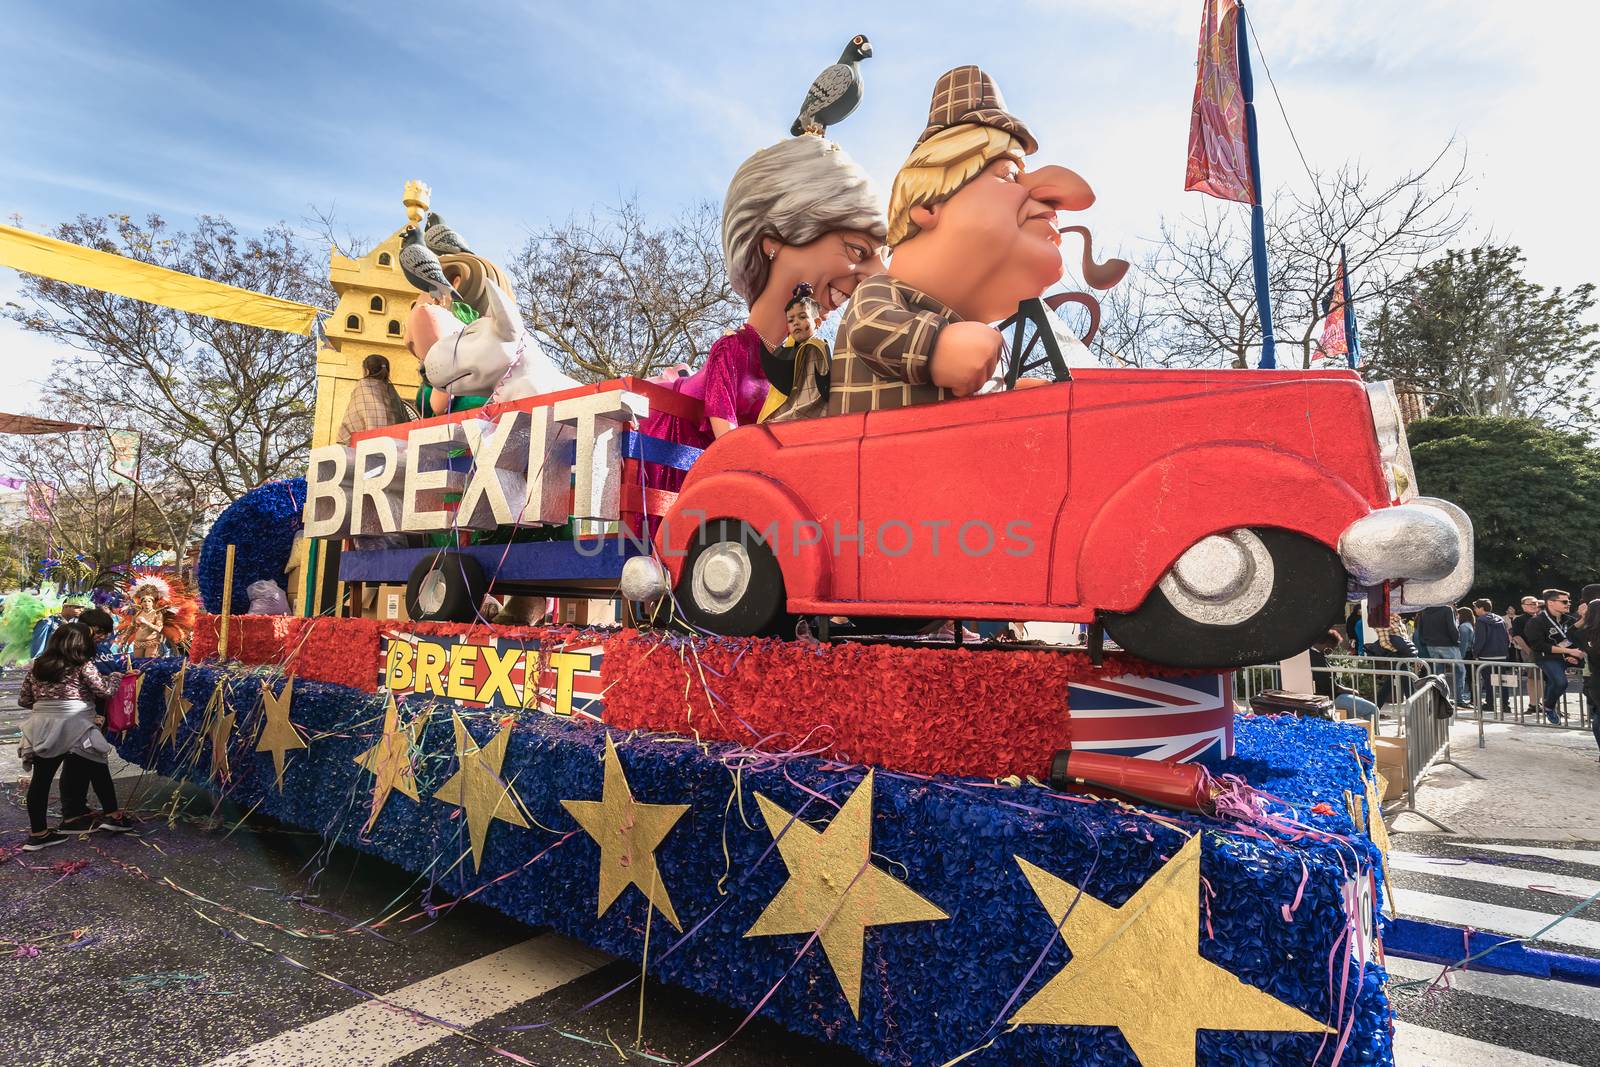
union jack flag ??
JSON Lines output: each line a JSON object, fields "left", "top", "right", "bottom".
{"left": 1066, "top": 672, "right": 1235, "bottom": 766}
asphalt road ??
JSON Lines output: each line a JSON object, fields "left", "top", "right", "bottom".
{"left": 1383, "top": 830, "right": 1600, "bottom": 1067}
{"left": 1, "top": 669, "right": 862, "bottom": 1067}
{"left": 5, "top": 668, "right": 1599, "bottom": 1066}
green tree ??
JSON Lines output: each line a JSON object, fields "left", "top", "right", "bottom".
{"left": 1409, "top": 416, "right": 1600, "bottom": 606}
{"left": 1364, "top": 246, "right": 1599, "bottom": 433}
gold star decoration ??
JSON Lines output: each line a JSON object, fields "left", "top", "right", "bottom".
{"left": 208, "top": 692, "right": 236, "bottom": 785}
{"left": 1011, "top": 835, "right": 1331, "bottom": 1067}
{"left": 561, "top": 735, "right": 689, "bottom": 930}
{"left": 352, "top": 695, "right": 429, "bottom": 832}
{"left": 433, "top": 714, "right": 530, "bottom": 871}
{"left": 157, "top": 664, "right": 190, "bottom": 747}
{"left": 744, "top": 770, "right": 948, "bottom": 1019}
{"left": 254, "top": 677, "right": 307, "bottom": 790}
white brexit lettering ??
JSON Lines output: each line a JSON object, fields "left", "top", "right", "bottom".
{"left": 301, "top": 391, "right": 650, "bottom": 539}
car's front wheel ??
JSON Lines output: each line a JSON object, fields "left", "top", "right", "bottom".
{"left": 676, "top": 519, "right": 791, "bottom": 636}
{"left": 1101, "top": 527, "right": 1346, "bottom": 669}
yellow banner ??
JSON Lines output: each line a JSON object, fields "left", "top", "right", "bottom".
{"left": 0, "top": 224, "right": 323, "bottom": 336}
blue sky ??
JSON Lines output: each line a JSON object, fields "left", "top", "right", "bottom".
{"left": 3, "top": 0, "right": 1596, "bottom": 405}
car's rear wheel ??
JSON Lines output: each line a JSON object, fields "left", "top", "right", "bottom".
{"left": 406, "top": 551, "right": 489, "bottom": 623}
{"left": 677, "top": 519, "right": 791, "bottom": 636}
{"left": 1101, "top": 527, "right": 1346, "bottom": 669}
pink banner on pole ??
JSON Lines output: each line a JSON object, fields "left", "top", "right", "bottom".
{"left": 1314, "top": 257, "right": 1349, "bottom": 366}
{"left": 1185, "top": 0, "right": 1255, "bottom": 204}
{"left": 25, "top": 481, "right": 56, "bottom": 523}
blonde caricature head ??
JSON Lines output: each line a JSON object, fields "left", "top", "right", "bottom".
{"left": 886, "top": 124, "right": 1026, "bottom": 248}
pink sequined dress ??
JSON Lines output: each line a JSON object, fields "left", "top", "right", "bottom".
{"left": 639, "top": 325, "right": 769, "bottom": 491}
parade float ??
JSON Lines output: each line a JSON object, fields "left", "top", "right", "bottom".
{"left": 12, "top": 18, "right": 1478, "bottom": 1066}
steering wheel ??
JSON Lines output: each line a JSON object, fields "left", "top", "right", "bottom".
{"left": 998, "top": 293, "right": 1101, "bottom": 389}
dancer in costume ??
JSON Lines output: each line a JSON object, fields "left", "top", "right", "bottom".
{"left": 638, "top": 132, "right": 887, "bottom": 489}
{"left": 31, "top": 593, "right": 86, "bottom": 659}
{"left": 115, "top": 573, "right": 198, "bottom": 657}
{"left": 0, "top": 588, "right": 64, "bottom": 665}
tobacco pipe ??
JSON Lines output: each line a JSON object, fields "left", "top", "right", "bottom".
{"left": 1058, "top": 225, "right": 1130, "bottom": 291}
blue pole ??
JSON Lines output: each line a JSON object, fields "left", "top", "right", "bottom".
{"left": 1341, "top": 242, "right": 1361, "bottom": 368}
{"left": 1237, "top": 3, "right": 1275, "bottom": 368}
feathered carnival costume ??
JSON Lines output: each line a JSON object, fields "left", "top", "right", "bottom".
{"left": 0, "top": 587, "right": 64, "bottom": 664}
{"left": 116, "top": 573, "right": 198, "bottom": 656}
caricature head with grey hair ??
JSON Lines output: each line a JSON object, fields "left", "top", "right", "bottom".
{"left": 722, "top": 135, "right": 887, "bottom": 322}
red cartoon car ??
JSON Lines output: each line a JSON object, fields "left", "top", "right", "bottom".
{"left": 622, "top": 365, "right": 1471, "bottom": 669}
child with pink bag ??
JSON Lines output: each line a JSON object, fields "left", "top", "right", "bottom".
{"left": 17, "top": 622, "right": 138, "bottom": 850}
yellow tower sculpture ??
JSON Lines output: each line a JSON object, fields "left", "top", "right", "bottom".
{"left": 292, "top": 182, "right": 431, "bottom": 614}
{"left": 310, "top": 180, "right": 431, "bottom": 449}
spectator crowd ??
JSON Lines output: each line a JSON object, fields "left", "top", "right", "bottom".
{"left": 1312, "top": 586, "right": 1600, "bottom": 757}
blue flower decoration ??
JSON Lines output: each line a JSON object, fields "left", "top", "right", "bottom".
{"left": 198, "top": 477, "right": 305, "bottom": 613}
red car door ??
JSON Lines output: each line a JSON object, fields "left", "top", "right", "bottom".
{"left": 857, "top": 384, "right": 1071, "bottom": 608}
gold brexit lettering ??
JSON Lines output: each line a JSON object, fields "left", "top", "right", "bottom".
{"left": 446, "top": 645, "right": 480, "bottom": 702}
{"left": 546, "top": 651, "right": 593, "bottom": 717}
{"left": 385, "top": 640, "right": 415, "bottom": 692}
{"left": 414, "top": 641, "right": 448, "bottom": 697}
{"left": 478, "top": 644, "right": 522, "bottom": 706}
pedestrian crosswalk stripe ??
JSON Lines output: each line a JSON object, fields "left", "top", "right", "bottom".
{"left": 1445, "top": 843, "right": 1600, "bottom": 868}
{"left": 1385, "top": 955, "right": 1600, "bottom": 1023}
{"left": 1388, "top": 851, "right": 1600, "bottom": 900}
{"left": 205, "top": 934, "right": 613, "bottom": 1067}
{"left": 1389, "top": 888, "right": 1600, "bottom": 951}
{"left": 1392, "top": 1019, "right": 1580, "bottom": 1066}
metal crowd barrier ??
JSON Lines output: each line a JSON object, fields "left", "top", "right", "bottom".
{"left": 1235, "top": 654, "right": 1594, "bottom": 752}
{"left": 1234, "top": 659, "right": 1491, "bottom": 832}
{"left": 1384, "top": 675, "right": 1485, "bottom": 832}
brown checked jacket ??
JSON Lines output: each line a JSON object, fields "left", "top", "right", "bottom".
{"left": 828, "top": 274, "right": 959, "bottom": 415}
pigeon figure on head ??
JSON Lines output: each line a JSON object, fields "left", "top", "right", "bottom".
{"left": 424, "top": 213, "right": 473, "bottom": 256}
{"left": 400, "top": 224, "right": 462, "bottom": 303}
{"left": 790, "top": 34, "right": 871, "bottom": 137}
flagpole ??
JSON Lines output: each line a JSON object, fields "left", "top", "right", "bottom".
{"left": 1236, "top": 3, "right": 1276, "bottom": 368}
{"left": 125, "top": 431, "right": 142, "bottom": 570}
{"left": 1340, "top": 242, "right": 1361, "bottom": 368}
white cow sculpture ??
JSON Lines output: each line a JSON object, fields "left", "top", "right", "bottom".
{"left": 421, "top": 279, "right": 578, "bottom": 404}
{"left": 412, "top": 280, "right": 577, "bottom": 625}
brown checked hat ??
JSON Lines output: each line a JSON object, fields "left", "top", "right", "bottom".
{"left": 917, "top": 65, "right": 1038, "bottom": 154}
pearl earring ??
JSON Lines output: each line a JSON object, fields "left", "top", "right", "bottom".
{"left": 766, "top": 247, "right": 776, "bottom": 260}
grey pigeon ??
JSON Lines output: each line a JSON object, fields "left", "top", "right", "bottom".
{"left": 790, "top": 35, "right": 871, "bottom": 137}
{"left": 400, "top": 225, "right": 462, "bottom": 302}
{"left": 425, "top": 213, "right": 473, "bottom": 256}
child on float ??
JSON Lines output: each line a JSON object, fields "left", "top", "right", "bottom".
{"left": 759, "top": 282, "right": 832, "bottom": 422}
{"left": 18, "top": 622, "right": 137, "bottom": 850}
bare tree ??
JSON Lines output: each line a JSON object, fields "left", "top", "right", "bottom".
{"left": 509, "top": 197, "right": 743, "bottom": 380}
{"left": 302, "top": 202, "right": 372, "bottom": 260}
{"left": 4, "top": 388, "right": 214, "bottom": 575}
{"left": 1137, "top": 143, "right": 1472, "bottom": 369}
{"left": 3, "top": 213, "right": 326, "bottom": 501}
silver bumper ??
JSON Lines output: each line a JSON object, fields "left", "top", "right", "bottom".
{"left": 1338, "top": 496, "right": 1474, "bottom": 610}
{"left": 619, "top": 555, "right": 669, "bottom": 602}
